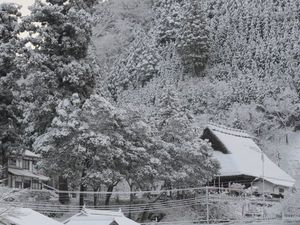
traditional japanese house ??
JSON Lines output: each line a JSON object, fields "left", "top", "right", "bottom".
{"left": 201, "top": 124, "right": 295, "bottom": 195}
{"left": 1, "top": 150, "right": 49, "bottom": 189}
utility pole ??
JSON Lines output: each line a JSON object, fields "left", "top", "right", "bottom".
{"left": 261, "top": 151, "right": 265, "bottom": 219}
{"left": 276, "top": 151, "right": 281, "bottom": 167}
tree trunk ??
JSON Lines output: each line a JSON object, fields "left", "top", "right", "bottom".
{"left": 105, "top": 184, "right": 114, "bottom": 205}
{"left": 129, "top": 184, "right": 134, "bottom": 219}
{"left": 79, "top": 183, "right": 86, "bottom": 207}
{"left": 79, "top": 170, "right": 87, "bottom": 208}
{"left": 140, "top": 191, "right": 166, "bottom": 222}
{"left": 0, "top": 144, "right": 8, "bottom": 185}
{"left": 93, "top": 187, "right": 99, "bottom": 207}
{"left": 58, "top": 176, "right": 70, "bottom": 204}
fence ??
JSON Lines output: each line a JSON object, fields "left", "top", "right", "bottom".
{"left": 1, "top": 186, "right": 300, "bottom": 224}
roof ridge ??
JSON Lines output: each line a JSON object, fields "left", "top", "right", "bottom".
{"left": 84, "top": 208, "right": 123, "bottom": 217}
{"left": 208, "top": 123, "right": 249, "bottom": 134}
{"left": 207, "top": 123, "right": 252, "bottom": 139}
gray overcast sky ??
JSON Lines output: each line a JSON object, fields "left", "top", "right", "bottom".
{"left": 0, "top": 0, "right": 35, "bottom": 16}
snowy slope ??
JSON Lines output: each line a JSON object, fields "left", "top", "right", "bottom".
{"left": 264, "top": 132, "right": 300, "bottom": 188}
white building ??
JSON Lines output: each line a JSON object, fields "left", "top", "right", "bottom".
{"left": 0, "top": 208, "right": 63, "bottom": 225}
{"left": 64, "top": 208, "right": 141, "bottom": 225}
{"left": 202, "top": 124, "right": 295, "bottom": 195}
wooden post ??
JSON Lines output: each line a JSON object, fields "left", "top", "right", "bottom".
{"left": 206, "top": 186, "right": 209, "bottom": 224}
{"left": 281, "top": 198, "right": 284, "bottom": 220}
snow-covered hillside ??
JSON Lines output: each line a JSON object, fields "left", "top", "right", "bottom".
{"left": 92, "top": 0, "right": 300, "bottom": 188}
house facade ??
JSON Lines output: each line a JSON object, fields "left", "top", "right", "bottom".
{"left": 202, "top": 124, "right": 295, "bottom": 195}
{"left": 1, "top": 150, "right": 49, "bottom": 189}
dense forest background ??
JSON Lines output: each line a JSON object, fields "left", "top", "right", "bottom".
{"left": 93, "top": 0, "right": 300, "bottom": 185}
{"left": 95, "top": 0, "right": 300, "bottom": 134}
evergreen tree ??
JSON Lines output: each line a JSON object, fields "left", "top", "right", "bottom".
{"left": 108, "top": 28, "right": 160, "bottom": 100}
{"left": 19, "top": 0, "right": 98, "bottom": 140}
{"left": 0, "top": 3, "right": 22, "bottom": 182}
{"left": 18, "top": 0, "right": 98, "bottom": 203}
{"left": 176, "top": 1, "right": 209, "bottom": 75}
{"left": 153, "top": 0, "right": 184, "bottom": 45}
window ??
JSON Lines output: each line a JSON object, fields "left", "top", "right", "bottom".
{"left": 22, "top": 160, "right": 30, "bottom": 170}
{"left": 15, "top": 181, "right": 22, "bottom": 189}
{"left": 23, "top": 180, "right": 31, "bottom": 189}
{"left": 32, "top": 180, "right": 40, "bottom": 189}
{"left": 9, "top": 158, "right": 16, "bottom": 166}
{"left": 279, "top": 188, "right": 285, "bottom": 193}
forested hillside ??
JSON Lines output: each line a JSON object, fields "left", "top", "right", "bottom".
{"left": 93, "top": 0, "right": 300, "bottom": 163}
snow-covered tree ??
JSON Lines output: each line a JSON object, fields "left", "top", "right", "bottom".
{"left": 0, "top": 3, "right": 22, "bottom": 180}
{"left": 92, "top": 0, "right": 154, "bottom": 97}
{"left": 17, "top": 0, "right": 98, "bottom": 201}
{"left": 108, "top": 28, "right": 160, "bottom": 100}
{"left": 153, "top": 90, "right": 219, "bottom": 188}
{"left": 176, "top": 0, "right": 209, "bottom": 75}
{"left": 80, "top": 94, "right": 126, "bottom": 205}
{"left": 153, "top": 0, "right": 184, "bottom": 45}
{"left": 34, "top": 94, "right": 161, "bottom": 205}
{"left": 81, "top": 96, "right": 161, "bottom": 203}
{"left": 19, "top": 0, "right": 98, "bottom": 140}
{"left": 33, "top": 94, "right": 86, "bottom": 203}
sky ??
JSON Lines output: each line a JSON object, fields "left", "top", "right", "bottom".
{"left": 0, "top": 0, "right": 35, "bottom": 16}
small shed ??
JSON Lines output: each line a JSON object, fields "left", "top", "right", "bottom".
{"left": 202, "top": 124, "right": 295, "bottom": 194}
{"left": 64, "top": 208, "right": 141, "bottom": 225}
{"left": 1, "top": 208, "right": 63, "bottom": 225}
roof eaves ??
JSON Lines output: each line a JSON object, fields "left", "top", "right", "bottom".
{"left": 204, "top": 126, "right": 231, "bottom": 154}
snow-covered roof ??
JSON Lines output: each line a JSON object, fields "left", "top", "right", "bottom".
{"left": 3, "top": 208, "right": 63, "bottom": 225}
{"left": 206, "top": 124, "right": 295, "bottom": 187}
{"left": 10, "top": 150, "right": 40, "bottom": 158}
{"left": 23, "top": 150, "right": 40, "bottom": 158}
{"left": 64, "top": 208, "right": 140, "bottom": 225}
{"left": 8, "top": 168, "right": 49, "bottom": 181}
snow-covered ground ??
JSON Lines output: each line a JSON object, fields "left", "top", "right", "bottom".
{"left": 225, "top": 222, "right": 299, "bottom": 225}
{"left": 264, "top": 131, "right": 300, "bottom": 188}
{"left": 145, "top": 222, "right": 300, "bottom": 225}
{"left": 280, "top": 132, "right": 300, "bottom": 188}
{"left": 171, "top": 222, "right": 300, "bottom": 225}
